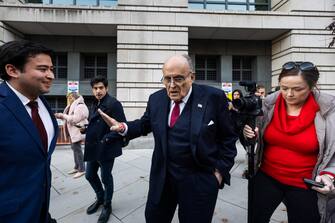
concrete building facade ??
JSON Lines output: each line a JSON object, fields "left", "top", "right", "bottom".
{"left": 0, "top": 0, "right": 334, "bottom": 119}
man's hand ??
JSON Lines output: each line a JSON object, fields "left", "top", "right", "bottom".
{"left": 214, "top": 169, "right": 223, "bottom": 186}
{"left": 97, "top": 108, "right": 122, "bottom": 132}
{"left": 243, "top": 125, "right": 259, "bottom": 139}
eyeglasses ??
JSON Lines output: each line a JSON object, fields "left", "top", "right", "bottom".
{"left": 282, "top": 61, "right": 317, "bottom": 72}
{"left": 161, "top": 73, "right": 191, "bottom": 85}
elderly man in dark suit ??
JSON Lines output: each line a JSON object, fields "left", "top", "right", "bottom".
{"left": 84, "top": 76, "right": 126, "bottom": 223}
{"left": 0, "top": 40, "right": 58, "bottom": 223}
{"left": 98, "top": 55, "right": 237, "bottom": 223}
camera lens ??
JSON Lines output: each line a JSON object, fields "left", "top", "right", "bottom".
{"left": 232, "top": 98, "right": 244, "bottom": 110}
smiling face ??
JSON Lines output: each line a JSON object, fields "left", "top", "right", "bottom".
{"left": 6, "top": 53, "right": 54, "bottom": 100}
{"left": 280, "top": 75, "right": 311, "bottom": 108}
{"left": 162, "top": 56, "right": 194, "bottom": 102}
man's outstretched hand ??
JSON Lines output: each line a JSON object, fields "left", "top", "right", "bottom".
{"left": 97, "top": 108, "right": 123, "bottom": 132}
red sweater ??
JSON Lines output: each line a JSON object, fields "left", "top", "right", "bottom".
{"left": 261, "top": 93, "right": 320, "bottom": 189}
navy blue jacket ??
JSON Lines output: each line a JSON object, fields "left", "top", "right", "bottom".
{"left": 84, "top": 93, "right": 126, "bottom": 161}
{"left": 126, "top": 83, "right": 238, "bottom": 204}
{"left": 0, "top": 82, "right": 58, "bottom": 223}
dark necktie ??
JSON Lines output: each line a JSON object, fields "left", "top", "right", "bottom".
{"left": 28, "top": 101, "right": 48, "bottom": 153}
{"left": 170, "top": 101, "right": 180, "bottom": 128}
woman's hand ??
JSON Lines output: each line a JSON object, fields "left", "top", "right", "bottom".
{"left": 54, "top": 113, "right": 64, "bottom": 119}
{"left": 243, "top": 125, "right": 259, "bottom": 139}
{"left": 312, "top": 174, "right": 335, "bottom": 194}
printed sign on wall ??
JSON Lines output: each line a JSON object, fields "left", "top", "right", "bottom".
{"left": 67, "top": 81, "right": 79, "bottom": 93}
{"left": 222, "top": 82, "right": 232, "bottom": 101}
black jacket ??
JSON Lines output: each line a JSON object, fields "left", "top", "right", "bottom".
{"left": 84, "top": 93, "right": 126, "bottom": 161}
{"left": 126, "top": 84, "right": 237, "bottom": 204}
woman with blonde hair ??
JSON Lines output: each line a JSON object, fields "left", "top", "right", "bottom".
{"left": 55, "top": 92, "right": 89, "bottom": 178}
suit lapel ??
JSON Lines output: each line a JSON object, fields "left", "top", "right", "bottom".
{"left": 190, "top": 84, "right": 207, "bottom": 147}
{"left": 1, "top": 83, "right": 47, "bottom": 155}
{"left": 89, "top": 95, "right": 108, "bottom": 121}
{"left": 157, "top": 92, "right": 170, "bottom": 159}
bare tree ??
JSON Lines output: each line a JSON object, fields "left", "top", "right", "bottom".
{"left": 326, "top": 20, "right": 335, "bottom": 47}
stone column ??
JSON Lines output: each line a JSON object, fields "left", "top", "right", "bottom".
{"left": 272, "top": 30, "right": 335, "bottom": 94}
{"left": 116, "top": 25, "right": 188, "bottom": 119}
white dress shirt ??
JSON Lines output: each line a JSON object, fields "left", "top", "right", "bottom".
{"left": 168, "top": 86, "right": 192, "bottom": 127}
{"left": 7, "top": 82, "right": 55, "bottom": 151}
{"left": 118, "top": 87, "right": 193, "bottom": 135}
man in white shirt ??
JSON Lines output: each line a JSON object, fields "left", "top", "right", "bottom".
{"left": 0, "top": 40, "right": 58, "bottom": 223}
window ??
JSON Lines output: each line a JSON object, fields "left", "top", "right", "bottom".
{"left": 82, "top": 54, "right": 107, "bottom": 79}
{"left": 45, "top": 96, "right": 67, "bottom": 113}
{"left": 52, "top": 53, "right": 67, "bottom": 79}
{"left": 232, "top": 56, "right": 253, "bottom": 81}
{"left": 189, "top": 0, "right": 270, "bottom": 11}
{"left": 195, "top": 55, "right": 219, "bottom": 81}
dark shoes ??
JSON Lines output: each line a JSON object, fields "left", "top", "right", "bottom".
{"left": 97, "top": 205, "right": 111, "bottom": 223}
{"left": 86, "top": 200, "right": 103, "bottom": 215}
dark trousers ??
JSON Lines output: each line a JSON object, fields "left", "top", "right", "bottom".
{"left": 145, "top": 172, "right": 219, "bottom": 223}
{"left": 85, "top": 159, "right": 115, "bottom": 205}
{"left": 252, "top": 171, "right": 320, "bottom": 223}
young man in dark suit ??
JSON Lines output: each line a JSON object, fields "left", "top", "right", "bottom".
{"left": 98, "top": 55, "right": 238, "bottom": 223}
{"left": 84, "top": 76, "right": 126, "bottom": 223}
{"left": 0, "top": 40, "right": 58, "bottom": 223}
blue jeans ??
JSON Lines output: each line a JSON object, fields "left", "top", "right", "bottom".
{"left": 85, "top": 159, "right": 115, "bottom": 205}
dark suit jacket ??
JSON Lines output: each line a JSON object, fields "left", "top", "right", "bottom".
{"left": 0, "top": 82, "right": 58, "bottom": 223}
{"left": 84, "top": 93, "right": 126, "bottom": 161}
{"left": 126, "top": 83, "right": 237, "bottom": 204}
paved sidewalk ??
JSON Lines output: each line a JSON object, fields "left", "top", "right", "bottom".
{"left": 50, "top": 138, "right": 288, "bottom": 223}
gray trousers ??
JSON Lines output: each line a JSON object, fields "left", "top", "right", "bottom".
{"left": 71, "top": 141, "right": 85, "bottom": 172}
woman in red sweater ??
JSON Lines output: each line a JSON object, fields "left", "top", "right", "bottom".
{"left": 243, "top": 61, "right": 335, "bottom": 223}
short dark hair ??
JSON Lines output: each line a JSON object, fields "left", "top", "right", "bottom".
{"left": 0, "top": 40, "right": 53, "bottom": 81}
{"left": 90, "top": 75, "right": 108, "bottom": 88}
{"left": 256, "top": 84, "right": 265, "bottom": 90}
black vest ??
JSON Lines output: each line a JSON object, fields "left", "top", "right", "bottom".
{"left": 167, "top": 98, "right": 197, "bottom": 180}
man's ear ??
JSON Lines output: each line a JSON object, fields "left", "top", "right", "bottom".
{"left": 5, "top": 64, "right": 20, "bottom": 79}
{"left": 191, "top": 72, "right": 195, "bottom": 81}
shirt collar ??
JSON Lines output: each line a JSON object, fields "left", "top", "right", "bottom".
{"left": 6, "top": 81, "right": 32, "bottom": 106}
{"left": 171, "top": 86, "right": 192, "bottom": 106}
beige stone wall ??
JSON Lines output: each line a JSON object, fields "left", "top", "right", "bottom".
{"left": 271, "top": 0, "right": 335, "bottom": 94}
{"left": 271, "top": 0, "right": 334, "bottom": 12}
{"left": 2, "top": 0, "right": 24, "bottom": 3}
{"left": 0, "top": 22, "right": 23, "bottom": 45}
{"left": 271, "top": 30, "right": 335, "bottom": 94}
{"left": 116, "top": 25, "right": 188, "bottom": 120}
{"left": 118, "top": 0, "right": 188, "bottom": 7}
